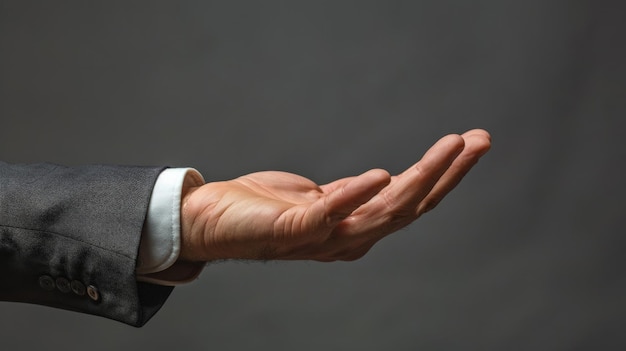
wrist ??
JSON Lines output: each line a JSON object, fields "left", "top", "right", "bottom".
{"left": 179, "top": 185, "right": 205, "bottom": 262}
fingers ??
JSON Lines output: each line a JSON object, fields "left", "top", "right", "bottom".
{"left": 416, "top": 129, "right": 491, "bottom": 214}
{"left": 377, "top": 134, "right": 465, "bottom": 215}
{"left": 311, "top": 131, "right": 489, "bottom": 242}
{"left": 277, "top": 130, "right": 490, "bottom": 262}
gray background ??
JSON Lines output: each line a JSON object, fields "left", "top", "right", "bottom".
{"left": 1, "top": 1, "right": 624, "bottom": 350}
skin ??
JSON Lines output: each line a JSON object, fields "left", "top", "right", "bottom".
{"left": 178, "top": 129, "right": 491, "bottom": 263}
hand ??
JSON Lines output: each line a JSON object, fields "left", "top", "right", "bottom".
{"left": 179, "top": 129, "right": 491, "bottom": 262}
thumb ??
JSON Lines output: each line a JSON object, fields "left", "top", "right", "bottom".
{"left": 311, "top": 169, "right": 391, "bottom": 229}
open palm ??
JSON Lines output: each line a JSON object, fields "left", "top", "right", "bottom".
{"left": 179, "top": 130, "right": 491, "bottom": 262}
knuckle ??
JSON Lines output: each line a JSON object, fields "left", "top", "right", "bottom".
{"left": 420, "top": 198, "right": 441, "bottom": 214}
{"left": 412, "top": 163, "right": 427, "bottom": 180}
{"left": 381, "top": 190, "right": 396, "bottom": 211}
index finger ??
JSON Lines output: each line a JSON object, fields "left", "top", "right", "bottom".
{"left": 384, "top": 134, "right": 465, "bottom": 210}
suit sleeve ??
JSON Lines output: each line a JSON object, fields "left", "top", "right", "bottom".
{"left": 0, "top": 161, "right": 173, "bottom": 327}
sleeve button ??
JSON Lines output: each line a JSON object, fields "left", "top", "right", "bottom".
{"left": 87, "top": 285, "right": 100, "bottom": 301}
{"left": 70, "top": 280, "right": 86, "bottom": 296}
{"left": 55, "top": 277, "right": 71, "bottom": 293}
{"left": 38, "top": 275, "right": 55, "bottom": 291}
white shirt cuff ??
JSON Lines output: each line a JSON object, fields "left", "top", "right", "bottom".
{"left": 136, "top": 167, "right": 205, "bottom": 286}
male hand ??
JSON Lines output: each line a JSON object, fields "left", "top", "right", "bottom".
{"left": 179, "top": 129, "right": 491, "bottom": 262}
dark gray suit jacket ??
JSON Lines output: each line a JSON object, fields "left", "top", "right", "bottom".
{"left": 0, "top": 162, "right": 174, "bottom": 327}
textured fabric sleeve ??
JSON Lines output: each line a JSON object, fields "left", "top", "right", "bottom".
{"left": 0, "top": 161, "right": 173, "bottom": 327}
